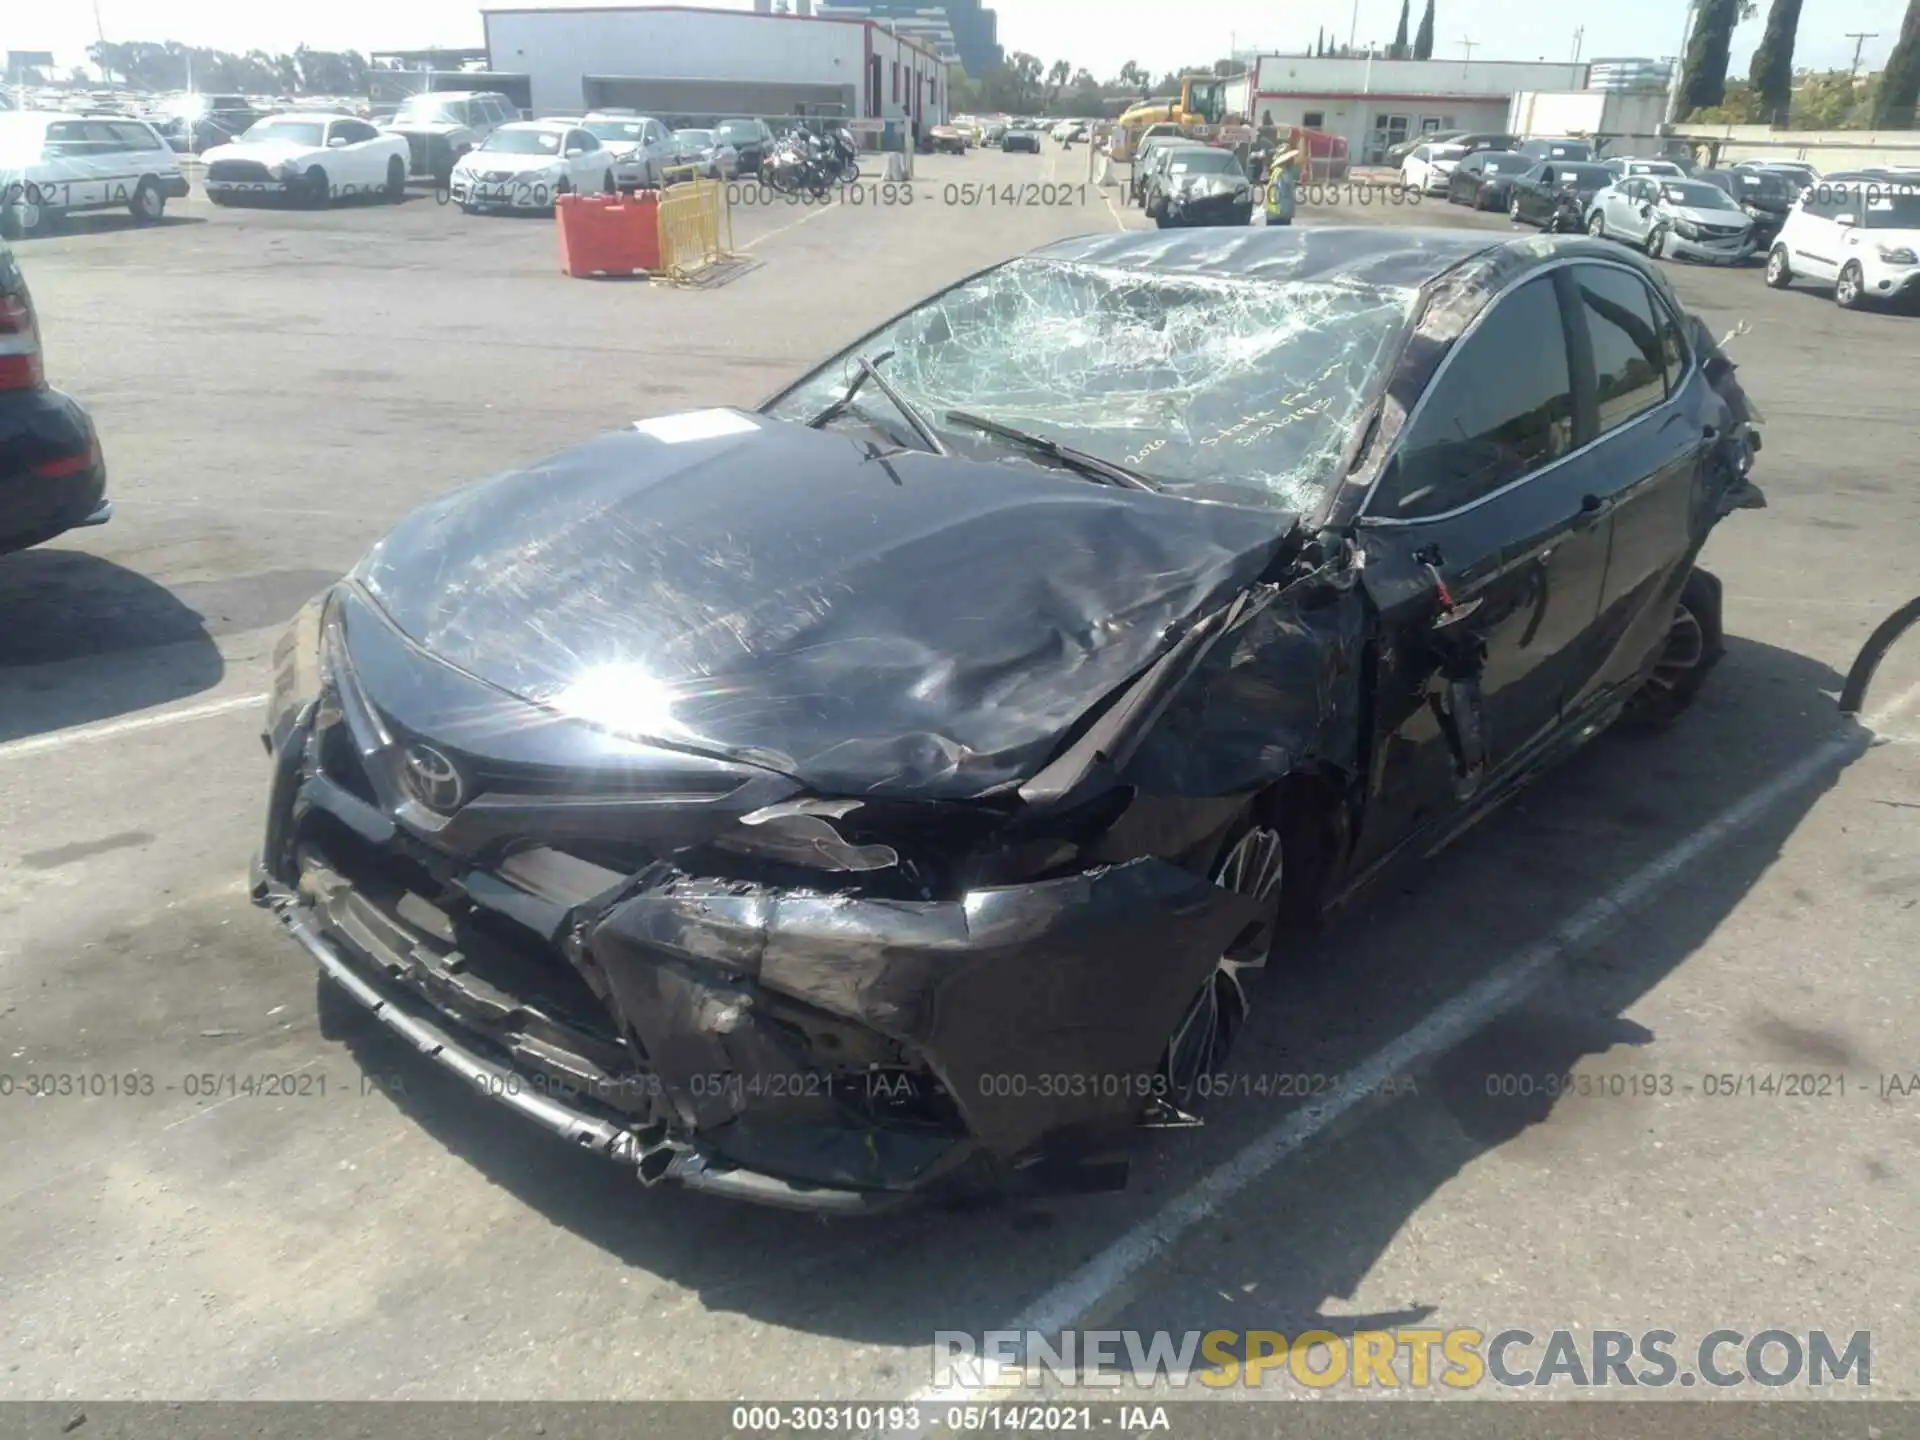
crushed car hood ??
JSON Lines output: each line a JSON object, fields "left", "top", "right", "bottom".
{"left": 354, "top": 410, "right": 1295, "bottom": 800}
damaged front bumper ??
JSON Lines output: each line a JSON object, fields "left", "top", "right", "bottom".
{"left": 252, "top": 715, "right": 1261, "bottom": 1212}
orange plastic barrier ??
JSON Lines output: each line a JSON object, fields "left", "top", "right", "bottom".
{"left": 556, "top": 192, "right": 661, "bottom": 277}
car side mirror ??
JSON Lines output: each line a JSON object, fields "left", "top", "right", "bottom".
{"left": 565, "top": 147, "right": 585, "bottom": 157}
{"left": 327, "top": 136, "right": 348, "bottom": 148}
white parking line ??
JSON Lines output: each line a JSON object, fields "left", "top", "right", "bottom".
{"left": 737, "top": 196, "right": 841, "bottom": 251}
{"left": 898, "top": 679, "right": 1920, "bottom": 1423}
{"left": 0, "top": 693, "right": 263, "bottom": 762}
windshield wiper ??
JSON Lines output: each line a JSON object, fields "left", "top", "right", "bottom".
{"left": 806, "top": 350, "right": 948, "bottom": 456}
{"left": 945, "top": 410, "right": 1158, "bottom": 491}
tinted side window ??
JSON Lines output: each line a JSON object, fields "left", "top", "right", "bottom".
{"left": 1571, "top": 264, "right": 1667, "bottom": 434}
{"left": 1646, "top": 282, "right": 1689, "bottom": 386}
{"left": 1379, "top": 275, "right": 1575, "bottom": 519}
{"left": 109, "top": 121, "right": 162, "bottom": 151}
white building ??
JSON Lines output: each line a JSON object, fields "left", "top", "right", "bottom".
{"left": 483, "top": 4, "right": 948, "bottom": 125}
{"left": 1233, "top": 56, "right": 1591, "bottom": 163}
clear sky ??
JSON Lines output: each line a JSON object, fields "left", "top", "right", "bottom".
{"left": 27, "top": 0, "right": 1913, "bottom": 81}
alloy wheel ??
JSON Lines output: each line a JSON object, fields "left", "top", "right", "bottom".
{"left": 1587, "top": 211, "right": 1605, "bottom": 237}
{"left": 1836, "top": 263, "right": 1863, "bottom": 308}
{"left": 1159, "top": 825, "right": 1284, "bottom": 1107}
{"left": 1643, "top": 603, "right": 1707, "bottom": 698}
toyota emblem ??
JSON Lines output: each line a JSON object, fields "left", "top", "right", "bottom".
{"left": 401, "top": 742, "right": 466, "bottom": 812}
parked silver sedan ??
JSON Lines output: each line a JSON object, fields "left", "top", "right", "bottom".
{"left": 671, "top": 128, "right": 739, "bottom": 180}
{"left": 1585, "top": 175, "right": 1757, "bottom": 264}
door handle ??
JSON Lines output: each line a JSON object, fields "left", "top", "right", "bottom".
{"left": 1572, "top": 493, "right": 1614, "bottom": 528}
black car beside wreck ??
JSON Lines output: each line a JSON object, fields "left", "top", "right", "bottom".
{"left": 252, "top": 227, "right": 1766, "bottom": 1212}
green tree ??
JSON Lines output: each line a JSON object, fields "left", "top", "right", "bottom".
{"left": 1392, "top": 0, "right": 1411, "bottom": 57}
{"left": 1873, "top": 0, "right": 1920, "bottom": 128}
{"left": 1117, "top": 60, "right": 1146, "bottom": 92}
{"left": 1746, "top": 0, "right": 1805, "bottom": 123}
{"left": 1676, "top": 0, "right": 1744, "bottom": 117}
{"left": 1414, "top": 0, "right": 1436, "bottom": 58}
{"left": 1045, "top": 57, "right": 1071, "bottom": 106}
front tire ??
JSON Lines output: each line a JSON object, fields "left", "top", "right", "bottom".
{"left": 1587, "top": 210, "right": 1606, "bottom": 238}
{"left": 1764, "top": 245, "right": 1792, "bottom": 287}
{"left": 602, "top": 170, "right": 615, "bottom": 195}
{"left": 1155, "top": 820, "right": 1286, "bottom": 1113}
{"left": 1508, "top": 194, "right": 1523, "bottom": 222}
{"left": 383, "top": 156, "right": 406, "bottom": 202}
{"left": 1646, "top": 224, "right": 1668, "bottom": 259}
{"left": 131, "top": 177, "right": 166, "bottom": 224}
{"left": 1835, "top": 260, "right": 1867, "bottom": 309}
{"left": 302, "top": 166, "right": 330, "bottom": 207}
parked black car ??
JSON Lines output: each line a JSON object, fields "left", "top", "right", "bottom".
{"left": 1508, "top": 160, "right": 1615, "bottom": 230}
{"left": 1516, "top": 137, "right": 1594, "bottom": 162}
{"left": 1694, "top": 166, "right": 1796, "bottom": 251}
{"left": 716, "top": 118, "right": 776, "bottom": 174}
{"left": 0, "top": 237, "right": 111, "bottom": 556}
{"left": 1446, "top": 149, "right": 1536, "bottom": 209}
{"left": 150, "top": 93, "right": 262, "bottom": 153}
{"left": 1144, "top": 146, "right": 1254, "bottom": 226}
{"left": 253, "top": 227, "right": 1764, "bottom": 1213}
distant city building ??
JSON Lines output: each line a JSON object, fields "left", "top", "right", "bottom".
{"left": 813, "top": 1, "right": 1001, "bottom": 77}
{"left": 1586, "top": 57, "right": 1673, "bottom": 91}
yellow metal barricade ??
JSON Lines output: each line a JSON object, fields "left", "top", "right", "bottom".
{"left": 654, "top": 177, "right": 734, "bottom": 283}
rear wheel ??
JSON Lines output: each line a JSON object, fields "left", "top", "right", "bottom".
{"left": 1764, "top": 245, "right": 1792, "bottom": 287}
{"left": 131, "top": 177, "right": 166, "bottom": 223}
{"left": 1621, "top": 568, "right": 1725, "bottom": 729}
{"left": 383, "top": 156, "right": 406, "bottom": 202}
{"left": 302, "top": 166, "right": 329, "bottom": 207}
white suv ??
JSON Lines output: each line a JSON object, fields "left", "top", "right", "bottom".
{"left": 1764, "top": 179, "right": 1920, "bottom": 310}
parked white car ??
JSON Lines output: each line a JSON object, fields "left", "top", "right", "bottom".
{"left": 0, "top": 111, "right": 188, "bottom": 238}
{"left": 201, "top": 114, "right": 410, "bottom": 205}
{"left": 1765, "top": 178, "right": 1920, "bottom": 310}
{"left": 1400, "top": 141, "right": 1466, "bottom": 195}
{"left": 1585, "top": 176, "right": 1756, "bottom": 263}
{"left": 578, "top": 113, "right": 678, "bottom": 190}
{"left": 1601, "top": 157, "right": 1686, "bottom": 182}
{"left": 448, "top": 121, "right": 617, "bottom": 213}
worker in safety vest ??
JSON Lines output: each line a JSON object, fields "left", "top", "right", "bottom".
{"left": 1264, "top": 145, "right": 1301, "bottom": 226}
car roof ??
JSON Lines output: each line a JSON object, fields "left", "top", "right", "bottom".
{"left": 1028, "top": 225, "right": 1523, "bottom": 288}
{"left": 496, "top": 119, "right": 572, "bottom": 133}
{"left": 250, "top": 111, "right": 355, "bottom": 123}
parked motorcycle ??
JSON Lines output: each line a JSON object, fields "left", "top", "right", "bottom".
{"left": 761, "top": 129, "right": 846, "bottom": 198}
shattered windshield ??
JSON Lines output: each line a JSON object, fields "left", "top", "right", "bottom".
{"left": 765, "top": 257, "right": 1417, "bottom": 512}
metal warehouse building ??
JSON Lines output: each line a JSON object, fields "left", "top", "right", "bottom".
{"left": 483, "top": 3, "right": 949, "bottom": 124}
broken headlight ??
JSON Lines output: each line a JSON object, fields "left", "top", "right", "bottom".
{"left": 265, "top": 589, "right": 332, "bottom": 753}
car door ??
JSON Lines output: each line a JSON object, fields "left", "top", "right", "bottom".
{"left": 1521, "top": 164, "right": 1555, "bottom": 222}
{"left": 1405, "top": 144, "right": 1429, "bottom": 190}
{"left": 38, "top": 120, "right": 105, "bottom": 212}
{"left": 1569, "top": 261, "right": 1718, "bottom": 706}
{"left": 644, "top": 120, "right": 674, "bottom": 182}
{"left": 1609, "top": 178, "right": 1645, "bottom": 241}
{"left": 322, "top": 119, "right": 367, "bottom": 190}
{"left": 1349, "top": 270, "right": 1613, "bottom": 871}
{"left": 566, "top": 129, "right": 602, "bottom": 190}
{"left": 1785, "top": 187, "right": 1844, "bottom": 280}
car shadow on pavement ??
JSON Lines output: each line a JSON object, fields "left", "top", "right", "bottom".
{"left": 329, "top": 632, "right": 1860, "bottom": 1357}
{"left": 25, "top": 215, "right": 208, "bottom": 239}
{"left": 0, "top": 552, "right": 334, "bottom": 741}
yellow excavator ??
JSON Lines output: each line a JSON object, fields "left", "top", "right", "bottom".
{"left": 1115, "top": 75, "right": 1232, "bottom": 133}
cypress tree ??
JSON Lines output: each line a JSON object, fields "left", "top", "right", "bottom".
{"left": 1393, "top": 0, "right": 1411, "bottom": 57}
{"left": 1746, "top": 0, "right": 1805, "bottom": 124}
{"left": 1676, "top": 0, "right": 1741, "bottom": 117}
{"left": 1414, "top": 0, "right": 1436, "bottom": 59}
{"left": 1873, "top": 0, "right": 1920, "bottom": 129}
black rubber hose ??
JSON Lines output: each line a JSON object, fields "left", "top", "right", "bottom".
{"left": 1838, "top": 596, "right": 1920, "bottom": 714}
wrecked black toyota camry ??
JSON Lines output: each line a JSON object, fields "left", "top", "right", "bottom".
{"left": 252, "top": 227, "right": 1764, "bottom": 1212}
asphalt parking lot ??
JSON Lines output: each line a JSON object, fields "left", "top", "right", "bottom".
{"left": 4, "top": 143, "right": 1919, "bottom": 1417}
